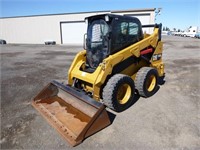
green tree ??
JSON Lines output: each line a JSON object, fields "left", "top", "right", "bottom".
{"left": 166, "top": 27, "right": 170, "bottom": 31}
{"left": 163, "top": 26, "right": 166, "bottom": 31}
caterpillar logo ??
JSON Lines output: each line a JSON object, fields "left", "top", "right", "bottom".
{"left": 152, "top": 53, "right": 162, "bottom": 61}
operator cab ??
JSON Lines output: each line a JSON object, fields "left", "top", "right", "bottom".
{"left": 85, "top": 14, "right": 143, "bottom": 72}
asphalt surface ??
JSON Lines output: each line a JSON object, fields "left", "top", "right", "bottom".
{"left": 1, "top": 36, "right": 200, "bottom": 149}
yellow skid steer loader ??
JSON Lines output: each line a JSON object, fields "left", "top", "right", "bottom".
{"left": 32, "top": 14, "right": 165, "bottom": 146}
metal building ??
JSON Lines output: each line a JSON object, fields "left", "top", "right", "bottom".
{"left": 0, "top": 8, "right": 155, "bottom": 45}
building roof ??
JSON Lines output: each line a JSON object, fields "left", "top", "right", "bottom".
{"left": 0, "top": 8, "right": 155, "bottom": 19}
{"left": 111, "top": 8, "right": 156, "bottom": 13}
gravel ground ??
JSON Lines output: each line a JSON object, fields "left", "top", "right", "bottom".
{"left": 0, "top": 36, "right": 200, "bottom": 149}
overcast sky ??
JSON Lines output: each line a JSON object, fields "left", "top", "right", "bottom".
{"left": 1, "top": 0, "right": 199, "bottom": 30}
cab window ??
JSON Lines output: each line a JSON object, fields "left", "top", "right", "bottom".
{"left": 111, "top": 19, "right": 140, "bottom": 54}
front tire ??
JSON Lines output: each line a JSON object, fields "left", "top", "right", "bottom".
{"left": 102, "top": 74, "right": 135, "bottom": 112}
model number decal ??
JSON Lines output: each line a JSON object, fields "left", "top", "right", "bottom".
{"left": 152, "top": 53, "right": 162, "bottom": 61}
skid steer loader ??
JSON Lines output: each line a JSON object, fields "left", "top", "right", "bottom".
{"left": 32, "top": 14, "right": 165, "bottom": 146}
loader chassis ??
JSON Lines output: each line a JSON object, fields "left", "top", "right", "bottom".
{"left": 68, "top": 14, "right": 164, "bottom": 103}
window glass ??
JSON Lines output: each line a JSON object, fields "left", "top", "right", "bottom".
{"left": 86, "top": 19, "right": 109, "bottom": 69}
{"left": 129, "top": 22, "right": 138, "bottom": 35}
{"left": 90, "top": 21, "right": 109, "bottom": 43}
{"left": 121, "top": 22, "right": 129, "bottom": 35}
{"left": 111, "top": 19, "right": 140, "bottom": 53}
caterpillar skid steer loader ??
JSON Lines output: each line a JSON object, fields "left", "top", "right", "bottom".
{"left": 32, "top": 14, "right": 165, "bottom": 146}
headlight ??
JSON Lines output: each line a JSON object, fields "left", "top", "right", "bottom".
{"left": 85, "top": 18, "right": 88, "bottom": 24}
{"left": 105, "top": 15, "right": 109, "bottom": 22}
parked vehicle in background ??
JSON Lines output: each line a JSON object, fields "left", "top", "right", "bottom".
{"left": 194, "top": 32, "right": 200, "bottom": 39}
{"left": 172, "top": 31, "right": 183, "bottom": 36}
{"left": 162, "top": 31, "right": 171, "bottom": 35}
{"left": 181, "top": 26, "right": 198, "bottom": 37}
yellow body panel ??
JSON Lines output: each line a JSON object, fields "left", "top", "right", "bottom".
{"left": 150, "top": 41, "right": 165, "bottom": 76}
{"left": 68, "top": 27, "right": 165, "bottom": 101}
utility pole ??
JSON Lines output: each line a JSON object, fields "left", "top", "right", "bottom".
{"left": 155, "top": 8, "right": 162, "bottom": 22}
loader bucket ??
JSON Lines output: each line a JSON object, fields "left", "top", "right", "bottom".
{"left": 32, "top": 80, "right": 111, "bottom": 146}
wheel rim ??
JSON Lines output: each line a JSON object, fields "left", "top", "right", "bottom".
{"left": 117, "top": 84, "right": 131, "bottom": 104}
{"left": 146, "top": 75, "right": 156, "bottom": 92}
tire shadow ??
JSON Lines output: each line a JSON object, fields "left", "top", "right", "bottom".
{"left": 125, "top": 92, "right": 141, "bottom": 111}
{"left": 158, "top": 76, "right": 166, "bottom": 85}
{"left": 107, "top": 111, "right": 117, "bottom": 124}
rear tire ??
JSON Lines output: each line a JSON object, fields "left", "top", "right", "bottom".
{"left": 135, "top": 67, "right": 158, "bottom": 97}
{"left": 102, "top": 74, "right": 135, "bottom": 112}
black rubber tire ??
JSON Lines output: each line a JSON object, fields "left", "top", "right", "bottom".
{"left": 135, "top": 67, "right": 158, "bottom": 97}
{"left": 102, "top": 74, "right": 135, "bottom": 112}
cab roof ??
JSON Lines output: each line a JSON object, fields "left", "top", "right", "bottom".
{"left": 85, "top": 14, "right": 141, "bottom": 23}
